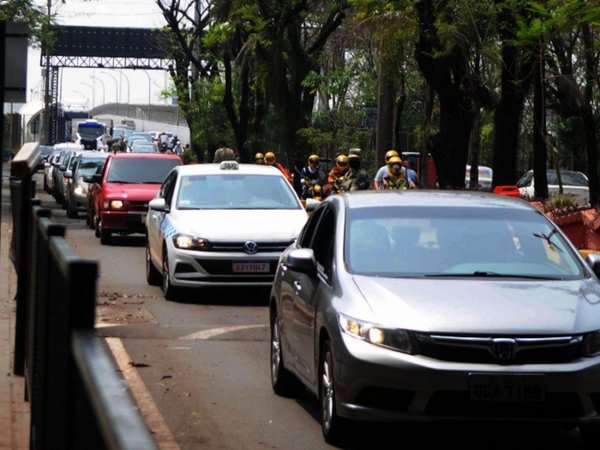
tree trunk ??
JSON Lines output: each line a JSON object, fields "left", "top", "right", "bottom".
{"left": 532, "top": 50, "right": 548, "bottom": 200}
{"left": 376, "top": 62, "right": 395, "bottom": 169}
{"left": 581, "top": 23, "right": 598, "bottom": 205}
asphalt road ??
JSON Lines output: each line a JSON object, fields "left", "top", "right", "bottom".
{"left": 33, "top": 171, "right": 591, "bottom": 450}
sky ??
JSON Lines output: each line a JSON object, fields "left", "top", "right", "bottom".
{"left": 27, "top": 0, "right": 173, "bottom": 109}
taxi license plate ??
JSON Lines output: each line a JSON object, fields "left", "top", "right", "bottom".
{"left": 469, "top": 374, "right": 545, "bottom": 402}
{"left": 232, "top": 261, "right": 270, "bottom": 273}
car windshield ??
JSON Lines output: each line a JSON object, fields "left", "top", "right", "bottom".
{"left": 176, "top": 174, "right": 301, "bottom": 210}
{"left": 107, "top": 158, "right": 180, "bottom": 183}
{"left": 345, "top": 206, "right": 586, "bottom": 279}
{"left": 77, "top": 157, "right": 106, "bottom": 177}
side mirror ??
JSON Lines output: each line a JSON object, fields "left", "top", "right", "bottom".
{"left": 285, "top": 248, "right": 317, "bottom": 275}
{"left": 82, "top": 175, "right": 92, "bottom": 183}
{"left": 304, "top": 198, "right": 320, "bottom": 212}
{"left": 63, "top": 170, "right": 73, "bottom": 179}
{"left": 149, "top": 198, "right": 169, "bottom": 213}
{"left": 92, "top": 174, "right": 103, "bottom": 184}
{"left": 59, "top": 165, "right": 67, "bottom": 171}
{"left": 586, "top": 253, "right": 600, "bottom": 278}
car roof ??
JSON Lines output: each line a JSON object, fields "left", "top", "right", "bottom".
{"left": 174, "top": 162, "right": 285, "bottom": 177}
{"left": 78, "top": 151, "right": 109, "bottom": 159}
{"left": 337, "top": 190, "right": 536, "bottom": 211}
{"left": 109, "top": 152, "right": 181, "bottom": 160}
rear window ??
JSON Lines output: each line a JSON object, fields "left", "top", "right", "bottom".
{"left": 107, "top": 158, "right": 180, "bottom": 184}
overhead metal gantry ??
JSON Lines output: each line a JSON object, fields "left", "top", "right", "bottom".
{"left": 41, "top": 26, "right": 173, "bottom": 143}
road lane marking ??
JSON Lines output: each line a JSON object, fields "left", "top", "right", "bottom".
{"left": 105, "top": 337, "right": 180, "bottom": 450}
{"left": 179, "top": 324, "right": 267, "bottom": 340}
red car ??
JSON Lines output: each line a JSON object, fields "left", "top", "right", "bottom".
{"left": 90, "top": 152, "right": 182, "bottom": 244}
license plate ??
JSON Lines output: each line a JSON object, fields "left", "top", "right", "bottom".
{"left": 469, "top": 374, "right": 545, "bottom": 402}
{"left": 232, "top": 261, "right": 270, "bottom": 273}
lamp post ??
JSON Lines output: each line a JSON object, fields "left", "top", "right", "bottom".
{"left": 73, "top": 90, "right": 89, "bottom": 109}
{"left": 114, "top": 69, "right": 131, "bottom": 105}
{"left": 143, "top": 70, "right": 151, "bottom": 120}
{"left": 81, "top": 81, "right": 95, "bottom": 110}
{"left": 100, "top": 70, "right": 119, "bottom": 114}
{"left": 90, "top": 76, "right": 106, "bottom": 114}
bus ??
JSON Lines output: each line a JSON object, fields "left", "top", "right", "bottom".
{"left": 75, "top": 119, "right": 108, "bottom": 150}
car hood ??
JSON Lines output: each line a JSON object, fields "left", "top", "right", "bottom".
{"left": 104, "top": 183, "right": 160, "bottom": 200}
{"left": 352, "top": 276, "right": 600, "bottom": 334}
{"left": 173, "top": 209, "right": 307, "bottom": 242}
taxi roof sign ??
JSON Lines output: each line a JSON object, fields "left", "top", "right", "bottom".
{"left": 220, "top": 161, "right": 239, "bottom": 170}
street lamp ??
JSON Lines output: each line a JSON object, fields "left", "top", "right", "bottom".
{"left": 90, "top": 76, "right": 106, "bottom": 114}
{"left": 81, "top": 81, "right": 95, "bottom": 110}
{"left": 72, "top": 90, "right": 89, "bottom": 109}
{"left": 114, "top": 69, "right": 131, "bottom": 105}
{"left": 143, "top": 70, "right": 151, "bottom": 120}
{"left": 100, "top": 71, "right": 119, "bottom": 114}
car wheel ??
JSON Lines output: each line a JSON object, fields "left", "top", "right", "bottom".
{"left": 320, "top": 340, "right": 351, "bottom": 446}
{"left": 99, "top": 225, "right": 111, "bottom": 245}
{"left": 270, "top": 310, "right": 304, "bottom": 397}
{"left": 145, "top": 242, "right": 161, "bottom": 286}
{"left": 66, "top": 200, "right": 78, "bottom": 218}
{"left": 162, "top": 247, "right": 178, "bottom": 301}
{"left": 580, "top": 425, "right": 600, "bottom": 448}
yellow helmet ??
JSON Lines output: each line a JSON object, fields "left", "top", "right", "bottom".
{"left": 385, "top": 150, "right": 399, "bottom": 161}
{"left": 387, "top": 155, "right": 403, "bottom": 173}
{"left": 308, "top": 154, "right": 320, "bottom": 165}
{"left": 255, "top": 152, "right": 265, "bottom": 163}
{"left": 335, "top": 154, "right": 349, "bottom": 172}
{"left": 264, "top": 151, "right": 276, "bottom": 164}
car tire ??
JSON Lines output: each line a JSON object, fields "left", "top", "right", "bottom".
{"left": 162, "top": 247, "right": 179, "bottom": 301}
{"left": 66, "top": 200, "right": 78, "bottom": 218}
{"left": 100, "top": 227, "right": 111, "bottom": 245}
{"left": 270, "top": 310, "right": 305, "bottom": 397}
{"left": 145, "top": 243, "right": 161, "bottom": 286}
{"left": 94, "top": 215, "right": 100, "bottom": 237}
{"left": 320, "top": 340, "right": 351, "bottom": 446}
{"left": 580, "top": 425, "right": 600, "bottom": 448}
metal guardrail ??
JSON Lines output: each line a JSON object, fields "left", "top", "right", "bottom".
{"left": 10, "top": 142, "right": 158, "bottom": 450}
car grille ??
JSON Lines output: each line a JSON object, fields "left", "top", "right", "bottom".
{"left": 129, "top": 200, "right": 149, "bottom": 212}
{"left": 426, "top": 391, "right": 582, "bottom": 419}
{"left": 194, "top": 259, "right": 278, "bottom": 275}
{"left": 207, "top": 241, "right": 293, "bottom": 253}
{"left": 414, "top": 334, "right": 583, "bottom": 364}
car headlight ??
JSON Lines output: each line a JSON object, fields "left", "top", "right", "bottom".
{"left": 103, "top": 199, "right": 125, "bottom": 209}
{"left": 583, "top": 331, "right": 600, "bottom": 356}
{"left": 338, "top": 314, "right": 415, "bottom": 354}
{"left": 74, "top": 185, "right": 84, "bottom": 195}
{"left": 172, "top": 233, "right": 211, "bottom": 250}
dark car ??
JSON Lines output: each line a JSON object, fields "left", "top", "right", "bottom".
{"left": 64, "top": 151, "right": 109, "bottom": 218}
{"left": 269, "top": 190, "right": 600, "bottom": 446}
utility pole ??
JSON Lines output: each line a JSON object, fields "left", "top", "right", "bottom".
{"left": 42, "top": 0, "right": 52, "bottom": 144}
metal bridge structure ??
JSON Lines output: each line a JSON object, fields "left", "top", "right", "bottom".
{"left": 40, "top": 26, "right": 177, "bottom": 145}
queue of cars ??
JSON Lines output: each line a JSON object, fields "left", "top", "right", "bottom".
{"left": 36, "top": 146, "right": 600, "bottom": 446}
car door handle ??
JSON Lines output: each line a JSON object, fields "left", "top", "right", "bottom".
{"left": 293, "top": 280, "right": 302, "bottom": 291}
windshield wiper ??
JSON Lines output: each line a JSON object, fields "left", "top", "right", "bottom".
{"left": 425, "top": 271, "right": 562, "bottom": 280}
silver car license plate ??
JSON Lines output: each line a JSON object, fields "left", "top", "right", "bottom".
{"left": 469, "top": 374, "right": 545, "bottom": 402}
{"left": 232, "top": 261, "right": 269, "bottom": 273}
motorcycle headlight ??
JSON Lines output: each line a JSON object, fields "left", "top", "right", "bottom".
{"left": 339, "top": 314, "right": 415, "bottom": 354}
{"left": 173, "top": 233, "right": 211, "bottom": 250}
{"left": 74, "top": 185, "right": 84, "bottom": 195}
{"left": 583, "top": 331, "right": 600, "bottom": 356}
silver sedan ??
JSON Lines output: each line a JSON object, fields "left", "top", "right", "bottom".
{"left": 269, "top": 190, "right": 600, "bottom": 446}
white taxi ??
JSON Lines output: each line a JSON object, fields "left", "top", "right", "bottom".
{"left": 145, "top": 161, "right": 312, "bottom": 300}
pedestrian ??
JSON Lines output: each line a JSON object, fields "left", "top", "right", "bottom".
{"left": 373, "top": 149, "right": 400, "bottom": 190}
{"left": 213, "top": 141, "right": 237, "bottom": 163}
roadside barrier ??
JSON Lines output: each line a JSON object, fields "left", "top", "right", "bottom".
{"left": 9, "top": 142, "right": 158, "bottom": 449}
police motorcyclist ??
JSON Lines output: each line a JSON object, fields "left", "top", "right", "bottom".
{"left": 342, "top": 148, "right": 370, "bottom": 192}
{"left": 300, "top": 154, "right": 326, "bottom": 199}
{"left": 383, "top": 156, "right": 415, "bottom": 190}
{"left": 326, "top": 154, "right": 350, "bottom": 195}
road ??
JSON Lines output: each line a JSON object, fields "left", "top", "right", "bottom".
{"left": 33, "top": 172, "right": 591, "bottom": 450}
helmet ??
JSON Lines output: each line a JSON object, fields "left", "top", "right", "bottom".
{"left": 264, "top": 151, "right": 276, "bottom": 164}
{"left": 308, "top": 154, "right": 320, "bottom": 165}
{"left": 255, "top": 152, "right": 265, "bottom": 163}
{"left": 385, "top": 150, "right": 399, "bottom": 161}
{"left": 335, "top": 154, "right": 349, "bottom": 172}
{"left": 387, "top": 155, "right": 403, "bottom": 173}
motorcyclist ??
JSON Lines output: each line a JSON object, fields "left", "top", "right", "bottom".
{"left": 383, "top": 155, "right": 415, "bottom": 190}
{"left": 264, "top": 151, "right": 292, "bottom": 183}
{"left": 342, "top": 148, "right": 370, "bottom": 192}
{"left": 300, "top": 154, "right": 326, "bottom": 199}
{"left": 159, "top": 132, "right": 170, "bottom": 153}
{"left": 255, "top": 152, "right": 265, "bottom": 164}
{"left": 326, "top": 154, "right": 350, "bottom": 195}
{"left": 373, "top": 149, "right": 400, "bottom": 189}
